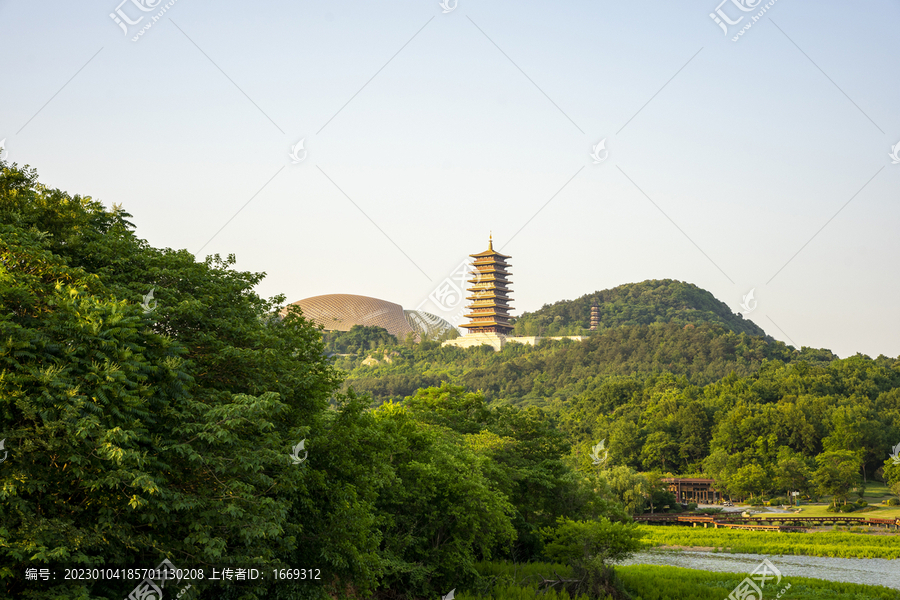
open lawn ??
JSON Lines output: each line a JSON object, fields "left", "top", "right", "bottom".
{"left": 754, "top": 503, "right": 900, "bottom": 520}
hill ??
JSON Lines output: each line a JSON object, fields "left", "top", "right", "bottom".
{"left": 341, "top": 322, "right": 840, "bottom": 406}
{"left": 511, "top": 279, "right": 767, "bottom": 338}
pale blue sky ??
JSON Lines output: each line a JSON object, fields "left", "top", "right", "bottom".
{"left": 1, "top": 0, "right": 898, "bottom": 358}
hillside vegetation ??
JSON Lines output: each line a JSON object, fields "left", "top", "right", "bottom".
{"left": 512, "top": 279, "right": 768, "bottom": 337}
{"left": 336, "top": 286, "right": 899, "bottom": 503}
{"left": 341, "top": 323, "right": 834, "bottom": 405}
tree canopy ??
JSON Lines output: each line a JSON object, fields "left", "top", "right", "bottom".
{"left": 512, "top": 279, "right": 769, "bottom": 337}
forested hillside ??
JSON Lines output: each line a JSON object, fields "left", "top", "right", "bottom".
{"left": 342, "top": 323, "right": 833, "bottom": 405}
{"left": 341, "top": 330, "right": 900, "bottom": 502}
{"left": 512, "top": 279, "right": 768, "bottom": 337}
{"left": 335, "top": 287, "right": 899, "bottom": 505}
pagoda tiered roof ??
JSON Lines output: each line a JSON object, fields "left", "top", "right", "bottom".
{"left": 459, "top": 236, "right": 514, "bottom": 335}
{"left": 470, "top": 246, "right": 511, "bottom": 260}
{"left": 463, "top": 310, "right": 512, "bottom": 319}
{"left": 468, "top": 266, "right": 510, "bottom": 276}
{"left": 467, "top": 287, "right": 511, "bottom": 296}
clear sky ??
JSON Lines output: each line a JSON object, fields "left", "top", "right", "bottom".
{"left": 1, "top": 0, "right": 898, "bottom": 358}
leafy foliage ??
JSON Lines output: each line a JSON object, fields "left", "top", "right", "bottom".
{"left": 344, "top": 322, "right": 816, "bottom": 406}
{"left": 511, "top": 279, "right": 769, "bottom": 337}
{"left": 323, "top": 325, "right": 398, "bottom": 355}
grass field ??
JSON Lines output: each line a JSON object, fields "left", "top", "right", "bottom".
{"left": 461, "top": 561, "right": 900, "bottom": 600}
{"left": 752, "top": 503, "right": 900, "bottom": 520}
{"left": 637, "top": 525, "right": 900, "bottom": 558}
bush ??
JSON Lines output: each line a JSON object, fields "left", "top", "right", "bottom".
{"left": 541, "top": 517, "right": 641, "bottom": 599}
{"left": 749, "top": 498, "right": 764, "bottom": 506}
{"left": 686, "top": 502, "right": 698, "bottom": 512}
{"left": 857, "top": 500, "right": 868, "bottom": 508}
{"left": 768, "top": 497, "right": 787, "bottom": 506}
{"left": 886, "top": 498, "right": 900, "bottom": 506}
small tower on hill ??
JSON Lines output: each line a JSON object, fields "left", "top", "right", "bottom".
{"left": 590, "top": 304, "right": 600, "bottom": 331}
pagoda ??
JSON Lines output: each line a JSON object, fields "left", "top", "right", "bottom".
{"left": 460, "top": 236, "right": 514, "bottom": 335}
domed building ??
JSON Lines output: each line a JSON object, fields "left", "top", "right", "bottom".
{"left": 286, "top": 294, "right": 455, "bottom": 340}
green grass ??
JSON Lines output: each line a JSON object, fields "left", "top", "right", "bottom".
{"left": 755, "top": 503, "right": 900, "bottom": 519}
{"left": 638, "top": 524, "right": 900, "bottom": 558}
{"left": 616, "top": 564, "right": 899, "bottom": 600}
{"left": 463, "top": 562, "right": 900, "bottom": 600}
{"left": 457, "top": 562, "right": 601, "bottom": 600}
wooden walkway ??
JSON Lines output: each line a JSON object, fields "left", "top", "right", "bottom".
{"left": 633, "top": 512, "right": 900, "bottom": 532}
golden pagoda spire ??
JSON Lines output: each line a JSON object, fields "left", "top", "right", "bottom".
{"left": 488, "top": 232, "right": 493, "bottom": 251}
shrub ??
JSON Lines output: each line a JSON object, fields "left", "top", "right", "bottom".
{"left": 887, "top": 498, "right": 900, "bottom": 506}
{"left": 541, "top": 518, "right": 641, "bottom": 599}
{"left": 697, "top": 508, "right": 722, "bottom": 515}
{"left": 686, "top": 502, "right": 698, "bottom": 512}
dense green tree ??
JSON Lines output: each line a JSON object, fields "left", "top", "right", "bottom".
{"left": 370, "top": 401, "right": 516, "bottom": 596}
{"left": 603, "top": 466, "right": 649, "bottom": 516}
{"left": 0, "top": 161, "right": 380, "bottom": 599}
{"left": 813, "top": 451, "right": 862, "bottom": 507}
{"left": 773, "top": 447, "right": 814, "bottom": 501}
{"left": 729, "top": 464, "right": 771, "bottom": 500}
{"left": 608, "top": 418, "right": 643, "bottom": 469}
{"left": 323, "top": 325, "right": 398, "bottom": 355}
{"left": 640, "top": 431, "right": 680, "bottom": 472}
{"left": 400, "top": 384, "right": 620, "bottom": 562}
{"left": 823, "top": 402, "right": 886, "bottom": 482}
{"left": 541, "top": 517, "right": 641, "bottom": 598}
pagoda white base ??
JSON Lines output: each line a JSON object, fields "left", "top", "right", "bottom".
{"left": 441, "top": 333, "right": 586, "bottom": 351}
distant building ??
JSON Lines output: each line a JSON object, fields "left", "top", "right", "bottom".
{"left": 285, "top": 294, "right": 454, "bottom": 340}
{"left": 662, "top": 478, "right": 722, "bottom": 504}
{"left": 590, "top": 304, "right": 600, "bottom": 331}
{"left": 459, "top": 236, "right": 514, "bottom": 335}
